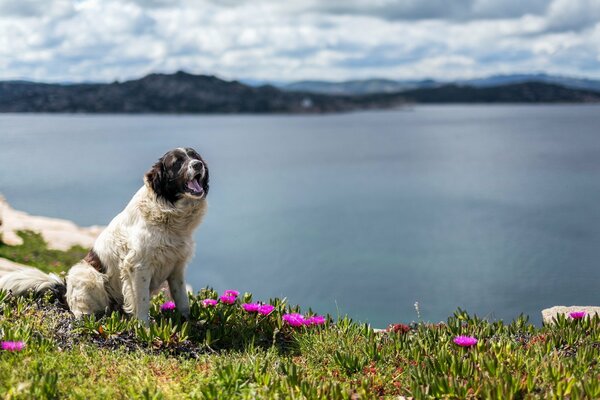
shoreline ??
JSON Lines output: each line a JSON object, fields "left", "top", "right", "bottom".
{"left": 0, "top": 195, "right": 103, "bottom": 251}
{"left": 1, "top": 194, "right": 598, "bottom": 325}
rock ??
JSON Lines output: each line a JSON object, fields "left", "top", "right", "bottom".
{"left": 0, "top": 194, "right": 103, "bottom": 251}
{"left": 541, "top": 306, "right": 600, "bottom": 324}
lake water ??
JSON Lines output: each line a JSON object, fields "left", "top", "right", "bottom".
{"left": 1, "top": 105, "right": 599, "bottom": 326}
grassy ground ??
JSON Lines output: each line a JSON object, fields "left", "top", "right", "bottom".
{"left": 0, "top": 232, "right": 599, "bottom": 399}
{"left": 0, "top": 231, "right": 88, "bottom": 274}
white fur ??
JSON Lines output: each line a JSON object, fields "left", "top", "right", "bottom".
{"left": 70, "top": 184, "right": 206, "bottom": 321}
{"left": 0, "top": 263, "right": 63, "bottom": 295}
{"left": 0, "top": 182, "right": 206, "bottom": 323}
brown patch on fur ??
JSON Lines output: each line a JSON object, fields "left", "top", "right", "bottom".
{"left": 84, "top": 249, "right": 105, "bottom": 274}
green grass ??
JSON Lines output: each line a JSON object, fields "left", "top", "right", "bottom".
{"left": 0, "top": 230, "right": 87, "bottom": 274}
{"left": 0, "top": 232, "right": 599, "bottom": 399}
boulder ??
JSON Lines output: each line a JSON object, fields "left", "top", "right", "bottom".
{"left": 0, "top": 195, "right": 103, "bottom": 251}
{"left": 541, "top": 306, "right": 600, "bottom": 324}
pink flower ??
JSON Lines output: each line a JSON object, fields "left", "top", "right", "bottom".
{"left": 160, "top": 301, "right": 176, "bottom": 311}
{"left": 220, "top": 295, "right": 236, "bottom": 304}
{"left": 202, "top": 299, "right": 218, "bottom": 307}
{"left": 306, "top": 315, "right": 326, "bottom": 326}
{"left": 1, "top": 341, "right": 25, "bottom": 352}
{"left": 283, "top": 313, "right": 306, "bottom": 327}
{"left": 242, "top": 303, "right": 261, "bottom": 312}
{"left": 223, "top": 290, "right": 239, "bottom": 298}
{"left": 258, "top": 304, "right": 275, "bottom": 316}
{"left": 569, "top": 311, "right": 586, "bottom": 319}
{"left": 453, "top": 336, "right": 478, "bottom": 347}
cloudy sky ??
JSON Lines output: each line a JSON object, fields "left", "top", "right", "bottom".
{"left": 1, "top": 0, "right": 599, "bottom": 83}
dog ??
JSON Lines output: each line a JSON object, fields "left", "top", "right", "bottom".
{"left": 0, "top": 147, "right": 209, "bottom": 322}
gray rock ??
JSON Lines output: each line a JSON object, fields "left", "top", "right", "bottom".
{"left": 541, "top": 306, "right": 600, "bottom": 324}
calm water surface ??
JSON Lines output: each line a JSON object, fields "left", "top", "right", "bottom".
{"left": 1, "top": 105, "right": 599, "bottom": 326}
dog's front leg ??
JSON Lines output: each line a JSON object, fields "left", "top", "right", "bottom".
{"left": 133, "top": 268, "right": 152, "bottom": 323}
{"left": 123, "top": 264, "right": 152, "bottom": 323}
{"left": 167, "top": 266, "right": 190, "bottom": 319}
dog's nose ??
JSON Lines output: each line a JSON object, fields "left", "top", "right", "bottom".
{"left": 190, "top": 160, "right": 204, "bottom": 173}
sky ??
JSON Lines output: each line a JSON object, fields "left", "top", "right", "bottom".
{"left": 1, "top": 0, "right": 600, "bottom": 83}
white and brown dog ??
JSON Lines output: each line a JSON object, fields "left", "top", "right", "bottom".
{"left": 0, "top": 147, "right": 209, "bottom": 322}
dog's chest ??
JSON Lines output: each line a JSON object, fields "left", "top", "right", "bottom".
{"left": 145, "top": 234, "right": 193, "bottom": 288}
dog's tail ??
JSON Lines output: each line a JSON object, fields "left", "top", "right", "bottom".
{"left": 0, "top": 259, "right": 65, "bottom": 298}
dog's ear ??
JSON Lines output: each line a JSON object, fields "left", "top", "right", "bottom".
{"left": 202, "top": 162, "right": 210, "bottom": 195}
{"left": 145, "top": 161, "right": 166, "bottom": 199}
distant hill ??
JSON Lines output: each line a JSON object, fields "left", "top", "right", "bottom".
{"left": 281, "top": 73, "right": 600, "bottom": 96}
{"left": 398, "top": 82, "right": 600, "bottom": 103}
{"left": 282, "top": 79, "right": 439, "bottom": 95}
{"left": 461, "top": 73, "right": 600, "bottom": 92}
{"left": 1, "top": 72, "right": 599, "bottom": 113}
{"left": 0, "top": 71, "right": 403, "bottom": 113}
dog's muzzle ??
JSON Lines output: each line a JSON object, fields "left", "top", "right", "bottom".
{"left": 185, "top": 161, "right": 205, "bottom": 197}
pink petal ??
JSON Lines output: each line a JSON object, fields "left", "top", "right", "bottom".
{"left": 160, "top": 301, "right": 176, "bottom": 311}
{"left": 202, "top": 299, "right": 218, "bottom": 307}
{"left": 453, "top": 336, "right": 478, "bottom": 347}
{"left": 308, "top": 315, "right": 326, "bottom": 325}
{"left": 569, "top": 311, "right": 586, "bottom": 319}
{"left": 242, "top": 303, "right": 261, "bottom": 312}
{"left": 220, "top": 295, "right": 237, "bottom": 304}
{"left": 1, "top": 341, "right": 25, "bottom": 351}
{"left": 258, "top": 304, "right": 275, "bottom": 315}
{"left": 283, "top": 313, "right": 306, "bottom": 327}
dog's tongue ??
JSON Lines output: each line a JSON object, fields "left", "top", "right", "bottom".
{"left": 187, "top": 179, "right": 203, "bottom": 193}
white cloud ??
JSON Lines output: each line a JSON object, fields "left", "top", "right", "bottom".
{"left": 544, "top": 0, "right": 600, "bottom": 32}
{"left": 0, "top": 0, "right": 599, "bottom": 82}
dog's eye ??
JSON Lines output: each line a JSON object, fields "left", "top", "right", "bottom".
{"left": 186, "top": 149, "right": 199, "bottom": 158}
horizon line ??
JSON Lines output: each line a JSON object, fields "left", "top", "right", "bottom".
{"left": 2, "top": 69, "right": 600, "bottom": 86}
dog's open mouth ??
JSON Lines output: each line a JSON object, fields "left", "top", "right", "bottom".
{"left": 186, "top": 175, "right": 204, "bottom": 197}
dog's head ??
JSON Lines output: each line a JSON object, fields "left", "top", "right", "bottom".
{"left": 145, "top": 147, "right": 209, "bottom": 203}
